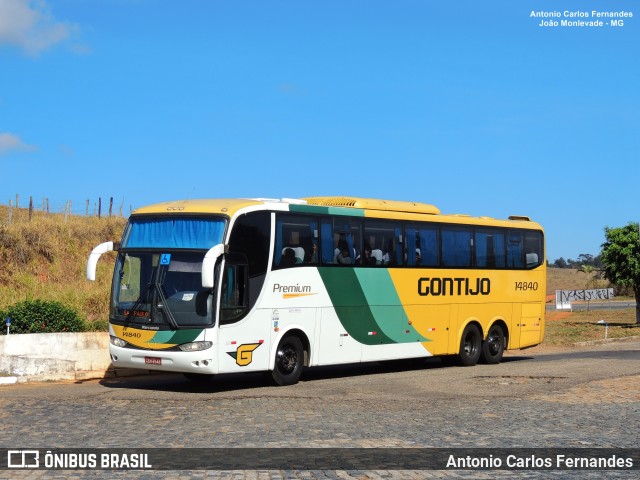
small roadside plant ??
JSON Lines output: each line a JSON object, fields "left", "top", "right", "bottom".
{"left": 1, "top": 299, "right": 87, "bottom": 334}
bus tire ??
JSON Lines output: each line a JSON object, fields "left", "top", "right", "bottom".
{"left": 481, "top": 324, "right": 505, "bottom": 364}
{"left": 458, "top": 324, "right": 482, "bottom": 366}
{"left": 272, "top": 335, "right": 304, "bottom": 386}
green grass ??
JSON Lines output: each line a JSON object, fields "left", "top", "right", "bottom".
{"left": 545, "top": 308, "right": 639, "bottom": 346}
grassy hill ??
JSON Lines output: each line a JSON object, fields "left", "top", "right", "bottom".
{"left": 0, "top": 205, "right": 126, "bottom": 328}
{"left": 0, "top": 204, "right": 616, "bottom": 329}
{"left": 546, "top": 267, "right": 608, "bottom": 296}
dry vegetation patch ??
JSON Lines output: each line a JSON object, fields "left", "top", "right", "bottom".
{"left": 0, "top": 206, "right": 126, "bottom": 327}
{"left": 544, "top": 308, "right": 639, "bottom": 346}
{"left": 546, "top": 267, "right": 609, "bottom": 296}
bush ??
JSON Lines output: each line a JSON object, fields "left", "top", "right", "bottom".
{"left": 87, "top": 318, "right": 109, "bottom": 332}
{"left": 1, "top": 299, "right": 87, "bottom": 334}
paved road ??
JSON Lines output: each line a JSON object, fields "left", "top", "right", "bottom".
{"left": 1, "top": 340, "right": 639, "bottom": 479}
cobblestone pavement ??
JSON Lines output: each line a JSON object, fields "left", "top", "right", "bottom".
{"left": 0, "top": 340, "right": 638, "bottom": 479}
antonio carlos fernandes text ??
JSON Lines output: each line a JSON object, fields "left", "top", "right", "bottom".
{"left": 446, "top": 454, "right": 634, "bottom": 469}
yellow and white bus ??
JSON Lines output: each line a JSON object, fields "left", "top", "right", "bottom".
{"left": 87, "top": 196, "right": 546, "bottom": 385}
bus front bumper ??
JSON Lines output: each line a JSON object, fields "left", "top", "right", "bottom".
{"left": 109, "top": 344, "right": 219, "bottom": 374}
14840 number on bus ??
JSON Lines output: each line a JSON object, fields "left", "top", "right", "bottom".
{"left": 515, "top": 281, "right": 539, "bottom": 291}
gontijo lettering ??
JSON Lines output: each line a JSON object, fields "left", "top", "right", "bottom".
{"left": 418, "top": 277, "right": 491, "bottom": 296}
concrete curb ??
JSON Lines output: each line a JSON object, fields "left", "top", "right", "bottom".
{"left": 0, "top": 331, "right": 152, "bottom": 385}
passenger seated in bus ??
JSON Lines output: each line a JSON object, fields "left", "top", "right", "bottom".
{"left": 371, "top": 249, "right": 383, "bottom": 265}
{"left": 293, "top": 247, "right": 305, "bottom": 263}
{"left": 282, "top": 246, "right": 305, "bottom": 264}
{"left": 280, "top": 248, "right": 297, "bottom": 267}
{"left": 305, "top": 243, "right": 318, "bottom": 263}
{"left": 335, "top": 241, "right": 353, "bottom": 265}
{"left": 415, "top": 248, "right": 422, "bottom": 265}
{"left": 383, "top": 239, "right": 397, "bottom": 265}
{"left": 357, "top": 245, "right": 376, "bottom": 266}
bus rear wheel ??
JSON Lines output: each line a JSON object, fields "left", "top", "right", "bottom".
{"left": 481, "top": 324, "right": 505, "bottom": 364}
{"left": 272, "top": 335, "right": 304, "bottom": 386}
{"left": 458, "top": 324, "right": 481, "bottom": 366}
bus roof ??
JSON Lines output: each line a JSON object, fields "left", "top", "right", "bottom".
{"left": 303, "top": 196, "right": 441, "bottom": 215}
{"left": 132, "top": 198, "right": 264, "bottom": 216}
{"left": 130, "top": 196, "right": 541, "bottom": 230}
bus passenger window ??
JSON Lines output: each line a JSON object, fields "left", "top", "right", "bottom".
{"left": 274, "top": 214, "right": 318, "bottom": 268}
{"left": 524, "top": 231, "right": 543, "bottom": 268}
{"left": 321, "top": 217, "right": 361, "bottom": 265}
{"left": 406, "top": 224, "right": 438, "bottom": 267}
{"left": 220, "top": 260, "right": 248, "bottom": 324}
{"left": 476, "top": 230, "right": 505, "bottom": 268}
{"left": 507, "top": 232, "right": 523, "bottom": 268}
{"left": 442, "top": 228, "right": 472, "bottom": 267}
{"left": 363, "top": 219, "right": 400, "bottom": 267}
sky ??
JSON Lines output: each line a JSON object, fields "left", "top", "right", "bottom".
{"left": 1, "top": 0, "right": 638, "bottom": 262}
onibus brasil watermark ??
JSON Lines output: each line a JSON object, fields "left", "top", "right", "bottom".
{"left": 2, "top": 448, "right": 638, "bottom": 471}
{"left": 6, "top": 450, "right": 151, "bottom": 470}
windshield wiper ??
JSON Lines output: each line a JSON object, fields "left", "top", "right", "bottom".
{"left": 153, "top": 283, "right": 179, "bottom": 330}
{"left": 124, "top": 282, "right": 179, "bottom": 330}
{"left": 124, "top": 283, "right": 153, "bottom": 325}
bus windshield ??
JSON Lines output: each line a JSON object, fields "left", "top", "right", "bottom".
{"left": 111, "top": 216, "right": 227, "bottom": 328}
{"left": 121, "top": 216, "right": 226, "bottom": 249}
{"left": 111, "top": 251, "right": 213, "bottom": 328}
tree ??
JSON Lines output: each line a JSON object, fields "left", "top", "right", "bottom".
{"left": 600, "top": 222, "right": 640, "bottom": 324}
{"left": 579, "top": 264, "right": 595, "bottom": 274}
{"left": 553, "top": 257, "right": 568, "bottom": 269}
{"left": 578, "top": 253, "right": 594, "bottom": 266}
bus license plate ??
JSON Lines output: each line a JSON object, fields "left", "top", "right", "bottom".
{"left": 145, "top": 357, "right": 162, "bottom": 365}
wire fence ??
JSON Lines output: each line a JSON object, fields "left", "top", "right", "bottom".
{"left": 2, "top": 194, "right": 131, "bottom": 224}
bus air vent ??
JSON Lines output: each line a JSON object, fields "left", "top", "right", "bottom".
{"left": 303, "top": 197, "right": 441, "bottom": 215}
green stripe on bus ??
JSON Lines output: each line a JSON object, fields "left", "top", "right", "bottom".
{"left": 318, "top": 268, "right": 393, "bottom": 345}
{"left": 289, "top": 204, "right": 331, "bottom": 215}
{"left": 327, "top": 207, "right": 364, "bottom": 217}
{"left": 354, "top": 269, "right": 429, "bottom": 343}
{"left": 149, "top": 329, "right": 202, "bottom": 345}
{"left": 289, "top": 204, "right": 365, "bottom": 217}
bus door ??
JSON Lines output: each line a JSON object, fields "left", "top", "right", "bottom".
{"left": 519, "top": 303, "right": 543, "bottom": 348}
{"left": 217, "top": 254, "right": 270, "bottom": 373}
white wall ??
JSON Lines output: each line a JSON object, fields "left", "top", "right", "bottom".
{"left": 0, "top": 332, "right": 111, "bottom": 383}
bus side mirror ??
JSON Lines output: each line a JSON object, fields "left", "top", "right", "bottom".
{"left": 86, "top": 241, "right": 115, "bottom": 281}
{"left": 202, "top": 244, "right": 228, "bottom": 289}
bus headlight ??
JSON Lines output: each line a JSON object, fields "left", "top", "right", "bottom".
{"left": 179, "top": 341, "right": 213, "bottom": 352}
{"left": 110, "top": 335, "right": 127, "bottom": 348}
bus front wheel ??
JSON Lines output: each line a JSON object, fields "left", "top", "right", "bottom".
{"left": 272, "top": 335, "right": 304, "bottom": 386}
{"left": 481, "top": 324, "right": 505, "bottom": 364}
{"left": 458, "top": 324, "right": 482, "bottom": 366}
